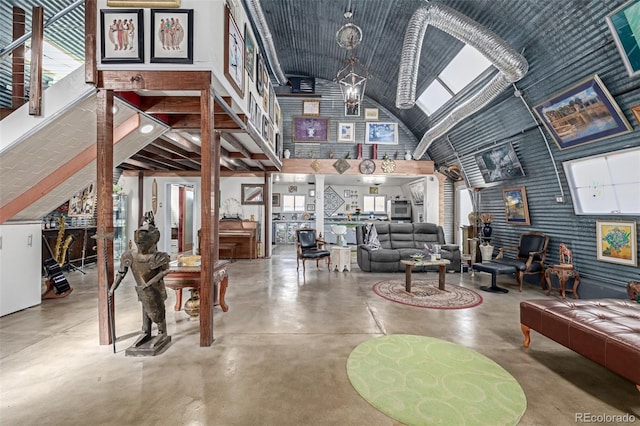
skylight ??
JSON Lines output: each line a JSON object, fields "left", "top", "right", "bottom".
{"left": 416, "top": 45, "right": 493, "bottom": 116}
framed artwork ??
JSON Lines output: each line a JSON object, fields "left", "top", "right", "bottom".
{"left": 241, "top": 184, "right": 264, "bottom": 205}
{"left": 345, "top": 103, "right": 360, "bottom": 117}
{"left": 244, "top": 23, "right": 255, "bottom": 81}
{"left": 502, "top": 186, "right": 530, "bottom": 225}
{"left": 307, "top": 204, "right": 315, "bottom": 212}
{"left": 596, "top": 220, "right": 637, "bottom": 266}
{"left": 150, "top": 9, "right": 193, "bottom": 63}
{"left": 369, "top": 186, "right": 379, "bottom": 194}
{"left": 272, "top": 193, "right": 281, "bottom": 207}
{"left": 108, "top": 1, "right": 180, "bottom": 6}
{"left": 344, "top": 190, "right": 351, "bottom": 198}
{"left": 292, "top": 116, "right": 330, "bottom": 142}
{"left": 68, "top": 184, "right": 96, "bottom": 217}
{"left": 256, "top": 53, "right": 264, "bottom": 96}
{"left": 337, "top": 122, "right": 355, "bottom": 142}
{"left": 308, "top": 189, "right": 316, "bottom": 197}
{"left": 533, "top": 75, "right": 632, "bottom": 150}
{"left": 474, "top": 142, "right": 525, "bottom": 183}
{"left": 303, "top": 100, "right": 320, "bottom": 116}
{"left": 631, "top": 104, "right": 640, "bottom": 125}
{"left": 408, "top": 180, "right": 424, "bottom": 205}
{"left": 269, "top": 85, "right": 276, "bottom": 122}
{"left": 606, "top": 0, "right": 640, "bottom": 78}
{"left": 288, "top": 185, "right": 297, "bottom": 193}
{"left": 224, "top": 6, "right": 244, "bottom": 98}
{"left": 365, "top": 122, "right": 398, "bottom": 145}
{"left": 365, "top": 108, "right": 379, "bottom": 120}
{"left": 100, "top": 9, "right": 144, "bottom": 64}
{"left": 263, "top": 80, "right": 270, "bottom": 114}
{"left": 274, "top": 100, "right": 282, "bottom": 132}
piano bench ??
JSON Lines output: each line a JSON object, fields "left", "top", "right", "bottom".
{"left": 219, "top": 243, "right": 238, "bottom": 262}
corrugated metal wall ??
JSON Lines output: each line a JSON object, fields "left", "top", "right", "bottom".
{"left": 277, "top": 78, "right": 423, "bottom": 161}
{"left": 429, "top": 0, "right": 640, "bottom": 297}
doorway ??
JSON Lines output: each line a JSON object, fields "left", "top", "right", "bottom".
{"left": 169, "top": 184, "right": 195, "bottom": 254}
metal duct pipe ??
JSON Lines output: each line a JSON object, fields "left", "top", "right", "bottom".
{"left": 245, "top": 0, "right": 287, "bottom": 85}
{"left": 396, "top": 2, "right": 529, "bottom": 159}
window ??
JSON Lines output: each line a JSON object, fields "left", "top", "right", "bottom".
{"left": 282, "top": 195, "right": 306, "bottom": 212}
{"left": 416, "top": 44, "right": 493, "bottom": 116}
{"left": 563, "top": 146, "right": 640, "bottom": 215}
{"left": 363, "top": 195, "right": 386, "bottom": 213}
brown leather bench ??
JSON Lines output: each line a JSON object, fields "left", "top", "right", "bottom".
{"left": 520, "top": 298, "right": 640, "bottom": 391}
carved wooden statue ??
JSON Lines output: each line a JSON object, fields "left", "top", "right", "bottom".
{"left": 559, "top": 243, "right": 573, "bottom": 266}
{"left": 110, "top": 212, "right": 171, "bottom": 356}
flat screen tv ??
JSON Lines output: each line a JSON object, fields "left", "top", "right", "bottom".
{"left": 474, "top": 142, "right": 525, "bottom": 183}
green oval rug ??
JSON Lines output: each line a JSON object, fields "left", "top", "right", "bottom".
{"left": 347, "top": 335, "right": 527, "bottom": 425}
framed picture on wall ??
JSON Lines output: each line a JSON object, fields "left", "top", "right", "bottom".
{"left": 596, "top": 220, "right": 637, "bottom": 266}
{"left": 631, "top": 104, "right": 640, "bottom": 125}
{"left": 272, "top": 193, "right": 281, "bottom": 207}
{"left": 365, "top": 122, "right": 398, "bottom": 145}
{"left": 502, "top": 186, "right": 530, "bottom": 225}
{"left": 303, "top": 100, "right": 320, "bottom": 116}
{"left": 364, "top": 108, "right": 378, "bottom": 120}
{"left": 337, "top": 122, "right": 355, "bottom": 142}
{"left": 244, "top": 23, "right": 255, "bottom": 81}
{"left": 241, "top": 184, "right": 264, "bottom": 205}
{"left": 533, "top": 75, "right": 631, "bottom": 150}
{"left": 474, "top": 142, "right": 525, "bottom": 183}
{"left": 606, "top": 0, "right": 640, "bottom": 78}
{"left": 108, "top": 1, "right": 180, "bottom": 6}
{"left": 100, "top": 9, "right": 144, "bottom": 64}
{"left": 345, "top": 102, "right": 360, "bottom": 117}
{"left": 307, "top": 204, "right": 315, "bottom": 212}
{"left": 224, "top": 5, "right": 244, "bottom": 98}
{"left": 255, "top": 52, "right": 264, "bottom": 96}
{"left": 292, "top": 116, "right": 330, "bottom": 142}
{"left": 150, "top": 9, "right": 193, "bottom": 63}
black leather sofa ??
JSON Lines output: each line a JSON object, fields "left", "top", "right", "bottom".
{"left": 355, "top": 222, "right": 461, "bottom": 272}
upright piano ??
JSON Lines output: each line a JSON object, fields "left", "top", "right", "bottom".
{"left": 218, "top": 219, "right": 257, "bottom": 259}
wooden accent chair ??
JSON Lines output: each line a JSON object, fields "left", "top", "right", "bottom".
{"left": 295, "top": 229, "right": 331, "bottom": 273}
{"left": 495, "top": 231, "right": 549, "bottom": 291}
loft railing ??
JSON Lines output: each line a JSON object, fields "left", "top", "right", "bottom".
{"left": 0, "top": 1, "right": 85, "bottom": 111}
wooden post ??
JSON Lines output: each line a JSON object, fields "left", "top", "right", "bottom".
{"left": 28, "top": 6, "right": 43, "bottom": 116}
{"left": 12, "top": 7, "right": 25, "bottom": 109}
{"left": 84, "top": 0, "right": 97, "bottom": 84}
{"left": 96, "top": 89, "right": 114, "bottom": 345}
{"left": 200, "top": 89, "right": 219, "bottom": 346}
{"left": 264, "top": 172, "right": 271, "bottom": 258}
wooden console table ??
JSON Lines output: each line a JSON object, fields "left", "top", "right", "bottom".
{"left": 545, "top": 265, "right": 580, "bottom": 299}
{"left": 164, "top": 260, "right": 229, "bottom": 317}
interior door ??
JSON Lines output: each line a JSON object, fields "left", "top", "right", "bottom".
{"left": 182, "top": 186, "right": 194, "bottom": 252}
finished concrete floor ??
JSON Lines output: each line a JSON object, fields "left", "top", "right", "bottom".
{"left": 1, "top": 246, "right": 638, "bottom": 425}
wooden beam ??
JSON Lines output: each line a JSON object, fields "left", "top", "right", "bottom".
{"left": 281, "top": 159, "right": 435, "bottom": 175}
{"left": 155, "top": 138, "right": 201, "bottom": 160}
{"left": 122, "top": 170, "right": 201, "bottom": 177}
{"left": 96, "top": 89, "right": 114, "bottom": 346}
{"left": 84, "top": 0, "right": 97, "bottom": 84}
{"left": 251, "top": 153, "right": 269, "bottom": 160}
{"left": 221, "top": 133, "right": 251, "bottom": 158}
{"left": 28, "top": 6, "right": 43, "bottom": 116}
{"left": 12, "top": 7, "right": 25, "bottom": 109}
{"left": 137, "top": 171, "right": 143, "bottom": 227}
{"left": 215, "top": 114, "right": 245, "bottom": 130}
{"left": 167, "top": 114, "right": 202, "bottom": 130}
{"left": 140, "top": 96, "right": 201, "bottom": 114}
{"left": 98, "top": 70, "right": 211, "bottom": 91}
{"left": 163, "top": 132, "right": 202, "bottom": 154}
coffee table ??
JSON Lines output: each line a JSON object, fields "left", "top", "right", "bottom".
{"left": 401, "top": 259, "right": 450, "bottom": 293}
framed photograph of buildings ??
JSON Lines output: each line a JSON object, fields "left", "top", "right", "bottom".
{"left": 364, "top": 108, "right": 379, "bottom": 120}
{"left": 244, "top": 23, "right": 255, "bottom": 81}
{"left": 606, "top": 0, "right": 640, "bottom": 78}
{"left": 224, "top": 6, "right": 244, "bottom": 97}
{"left": 345, "top": 103, "right": 360, "bottom": 117}
{"left": 100, "top": 9, "right": 144, "bottom": 64}
{"left": 150, "top": 9, "right": 193, "bottom": 63}
{"left": 365, "top": 122, "right": 398, "bottom": 144}
{"left": 502, "top": 186, "right": 530, "bottom": 225}
{"left": 596, "top": 220, "right": 637, "bottom": 266}
{"left": 533, "top": 75, "right": 631, "bottom": 150}
{"left": 293, "top": 116, "right": 330, "bottom": 142}
{"left": 474, "top": 142, "right": 525, "bottom": 183}
{"left": 337, "top": 122, "right": 355, "bottom": 142}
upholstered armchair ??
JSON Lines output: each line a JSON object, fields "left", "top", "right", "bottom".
{"left": 295, "top": 229, "right": 331, "bottom": 273}
{"left": 495, "top": 231, "right": 549, "bottom": 291}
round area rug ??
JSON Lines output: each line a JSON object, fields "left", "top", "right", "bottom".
{"left": 373, "top": 279, "right": 482, "bottom": 309}
{"left": 347, "top": 335, "right": 527, "bottom": 426}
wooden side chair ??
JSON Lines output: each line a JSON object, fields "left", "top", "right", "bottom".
{"left": 295, "top": 229, "right": 331, "bottom": 273}
{"left": 495, "top": 231, "right": 549, "bottom": 291}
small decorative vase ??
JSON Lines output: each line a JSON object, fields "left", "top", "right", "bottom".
{"left": 283, "top": 149, "right": 291, "bottom": 159}
{"left": 482, "top": 223, "right": 492, "bottom": 239}
{"left": 404, "top": 151, "right": 412, "bottom": 160}
{"left": 184, "top": 289, "right": 200, "bottom": 320}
